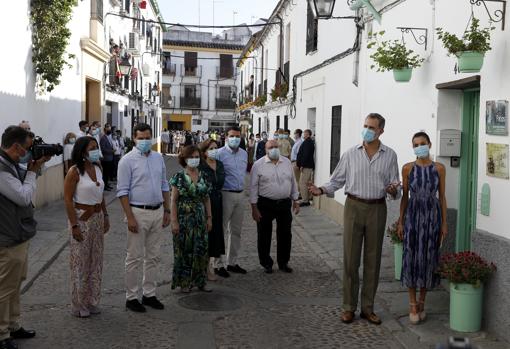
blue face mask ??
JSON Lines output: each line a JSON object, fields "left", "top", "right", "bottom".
{"left": 228, "top": 137, "right": 241, "bottom": 149}
{"left": 19, "top": 150, "right": 32, "bottom": 164}
{"left": 87, "top": 149, "right": 101, "bottom": 163}
{"left": 361, "top": 128, "right": 376, "bottom": 143}
{"left": 186, "top": 158, "right": 200, "bottom": 168}
{"left": 136, "top": 139, "right": 152, "bottom": 153}
{"left": 414, "top": 145, "right": 430, "bottom": 159}
{"left": 207, "top": 149, "right": 218, "bottom": 159}
{"left": 268, "top": 148, "right": 280, "bottom": 160}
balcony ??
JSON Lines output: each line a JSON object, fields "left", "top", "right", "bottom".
{"left": 180, "top": 96, "right": 201, "bottom": 109}
{"left": 163, "top": 63, "right": 176, "bottom": 76}
{"left": 216, "top": 98, "right": 236, "bottom": 110}
{"left": 216, "top": 66, "right": 235, "bottom": 79}
{"left": 161, "top": 94, "right": 175, "bottom": 109}
{"left": 181, "top": 65, "right": 202, "bottom": 77}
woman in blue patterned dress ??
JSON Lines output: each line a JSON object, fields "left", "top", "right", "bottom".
{"left": 170, "top": 145, "right": 212, "bottom": 292}
{"left": 397, "top": 132, "right": 447, "bottom": 325}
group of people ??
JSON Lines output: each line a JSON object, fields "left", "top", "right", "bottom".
{"left": 0, "top": 112, "right": 447, "bottom": 348}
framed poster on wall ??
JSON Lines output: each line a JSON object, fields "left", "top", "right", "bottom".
{"left": 486, "top": 100, "right": 508, "bottom": 135}
{"left": 486, "top": 143, "right": 509, "bottom": 179}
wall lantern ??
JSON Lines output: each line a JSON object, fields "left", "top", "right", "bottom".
{"left": 119, "top": 56, "right": 132, "bottom": 75}
{"left": 349, "top": 0, "right": 382, "bottom": 23}
{"left": 231, "top": 91, "right": 238, "bottom": 103}
{"left": 312, "top": 0, "right": 337, "bottom": 19}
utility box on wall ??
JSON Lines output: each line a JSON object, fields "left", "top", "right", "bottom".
{"left": 438, "top": 129, "right": 461, "bottom": 157}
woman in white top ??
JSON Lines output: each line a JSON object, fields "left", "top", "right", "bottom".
{"left": 64, "top": 136, "right": 110, "bottom": 318}
{"left": 63, "top": 132, "right": 76, "bottom": 175}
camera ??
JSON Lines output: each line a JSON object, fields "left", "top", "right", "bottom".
{"left": 31, "top": 136, "right": 63, "bottom": 160}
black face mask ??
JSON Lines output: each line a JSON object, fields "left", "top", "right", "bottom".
{"left": 106, "top": 130, "right": 112, "bottom": 135}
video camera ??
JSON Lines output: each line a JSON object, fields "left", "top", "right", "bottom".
{"left": 31, "top": 136, "right": 63, "bottom": 160}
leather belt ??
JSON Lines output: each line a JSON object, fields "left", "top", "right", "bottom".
{"left": 223, "top": 190, "right": 243, "bottom": 193}
{"left": 347, "top": 194, "right": 385, "bottom": 205}
{"left": 130, "top": 204, "right": 162, "bottom": 210}
{"left": 74, "top": 203, "right": 102, "bottom": 222}
{"left": 259, "top": 196, "right": 291, "bottom": 205}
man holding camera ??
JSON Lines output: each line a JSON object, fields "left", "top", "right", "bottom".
{"left": 0, "top": 126, "right": 49, "bottom": 349}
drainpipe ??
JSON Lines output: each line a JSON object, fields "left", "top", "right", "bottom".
{"left": 260, "top": 43, "right": 265, "bottom": 97}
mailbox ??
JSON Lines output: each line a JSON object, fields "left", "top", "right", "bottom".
{"left": 438, "top": 129, "right": 461, "bottom": 157}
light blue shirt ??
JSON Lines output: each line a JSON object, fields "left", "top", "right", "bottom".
{"left": 217, "top": 145, "right": 248, "bottom": 191}
{"left": 116, "top": 149, "right": 170, "bottom": 205}
{"left": 290, "top": 138, "right": 303, "bottom": 162}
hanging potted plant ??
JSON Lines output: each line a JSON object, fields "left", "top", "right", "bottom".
{"left": 437, "top": 251, "right": 496, "bottom": 332}
{"left": 436, "top": 18, "right": 494, "bottom": 73}
{"left": 387, "top": 221, "right": 404, "bottom": 280}
{"left": 367, "top": 31, "right": 425, "bottom": 82}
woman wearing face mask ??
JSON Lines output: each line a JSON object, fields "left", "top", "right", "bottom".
{"left": 63, "top": 132, "right": 76, "bottom": 175}
{"left": 198, "top": 140, "right": 225, "bottom": 281}
{"left": 397, "top": 132, "right": 447, "bottom": 325}
{"left": 64, "top": 136, "right": 109, "bottom": 318}
{"left": 277, "top": 129, "right": 291, "bottom": 159}
{"left": 170, "top": 145, "right": 213, "bottom": 292}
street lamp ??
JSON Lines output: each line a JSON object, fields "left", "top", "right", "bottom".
{"left": 231, "top": 91, "right": 237, "bottom": 103}
{"left": 119, "top": 56, "right": 132, "bottom": 75}
{"left": 312, "top": 0, "right": 336, "bottom": 19}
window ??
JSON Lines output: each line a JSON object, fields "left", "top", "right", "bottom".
{"left": 184, "top": 52, "right": 198, "bottom": 76}
{"left": 91, "top": 0, "right": 104, "bottom": 23}
{"left": 219, "top": 54, "right": 234, "bottom": 78}
{"left": 276, "top": 115, "right": 280, "bottom": 130}
{"left": 181, "top": 84, "right": 201, "bottom": 109}
{"left": 330, "top": 106, "right": 342, "bottom": 174}
{"left": 306, "top": 2, "right": 318, "bottom": 54}
{"left": 193, "top": 119, "right": 202, "bottom": 125}
{"left": 124, "top": 0, "right": 130, "bottom": 13}
{"left": 284, "top": 115, "right": 289, "bottom": 131}
{"left": 216, "top": 86, "right": 235, "bottom": 110}
{"left": 285, "top": 23, "right": 291, "bottom": 62}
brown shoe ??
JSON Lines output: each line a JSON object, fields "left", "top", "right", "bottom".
{"left": 360, "top": 312, "right": 382, "bottom": 325}
{"left": 341, "top": 311, "right": 355, "bottom": 324}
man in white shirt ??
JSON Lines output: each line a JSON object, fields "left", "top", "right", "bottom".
{"left": 290, "top": 129, "right": 303, "bottom": 185}
{"left": 77, "top": 121, "right": 89, "bottom": 138}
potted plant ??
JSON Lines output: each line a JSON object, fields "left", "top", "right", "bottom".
{"left": 270, "top": 83, "right": 289, "bottom": 102}
{"left": 367, "top": 31, "right": 425, "bottom": 82}
{"left": 437, "top": 251, "right": 496, "bottom": 332}
{"left": 254, "top": 94, "right": 267, "bottom": 107}
{"left": 436, "top": 18, "right": 494, "bottom": 73}
{"left": 387, "top": 221, "right": 404, "bottom": 280}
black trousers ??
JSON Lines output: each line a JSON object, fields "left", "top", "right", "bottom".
{"left": 256, "top": 197, "right": 293, "bottom": 268}
{"left": 101, "top": 160, "right": 113, "bottom": 188}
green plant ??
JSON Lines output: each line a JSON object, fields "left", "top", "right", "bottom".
{"left": 386, "top": 221, "right": 403, "bottom": 244}
{"left": 254, "top": 94, "right": 267, "bottom": 107}
{"left": 436, "top": 18, "right": 494, "bottom": 56}
{"left": 367, "top": 31, "right": 425, "bottom": 71}
{"left": 438, "top": 251, "right": 496, "bottom": 287}
{"left": 270, "top": 83, "right": 289, "bottom": 102}
{"left": 31, "top": 0, "right": 77, "bottom": 92}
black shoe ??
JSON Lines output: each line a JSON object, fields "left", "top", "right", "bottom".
{"left": 279, "top": 265, "right": 293, "bottom": 273}
{"left": 10, "top": 327, "right": 35, "bottom": 339}
{"left": 214, "top": 267, "right": 230, "bottom": 278}
{"left": 227, "top": 264, "right": 247, "bottom": 274}
{"left": 264, "top": 266, "right": 273, "bottom": 274}
{"left": 142, "top": 296, "right": 164, "bottom": 310}
{"left": 125, "top": 299, "right": 146, "bottom": 313}
{"left": 0, "top": 339, "right": 17, "bottom": 349}
{"left": 299, "top": 202, "right": 311, "bottom": 207}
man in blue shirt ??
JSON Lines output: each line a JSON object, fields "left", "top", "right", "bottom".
{"left": 117, "top": 123, "right": 170, "bottom": 313}
{"left": 215, "top": 126, "right": 248, "bottom": 277}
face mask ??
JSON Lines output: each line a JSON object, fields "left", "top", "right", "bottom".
{"left": 69, "top": 138, "right": 76, "bottom": 144}
{"left": 84, "top": 127, "right": 89, "bottom": 133}
{"left": 207, "top": 149, "right": 218, "bottom": 159}
{"left": 93, "top": 128, "right": 100, "bottom": 136}
{"left": 256, "top": 137, "right": 261, "bottom": 142}
{"left": 228, "top": 137, "right": 241, "bottom": 149}
{"left": 414, "top": 145, "right": 430, "bottom": 159}
{"left": 186, "top": 158, "right": 200, "bottom": 168}
{"left": 361, "top": 128, "right": 376, "bottom": 143}
{"left": 106, "top": 130, "right": 112, "bottom": 135}
{"left": 262, "top": 135, "right": 268, "bottom": 140}
{"left": 268, "top": 148, "right": 280, "bottom": 160}
{"left": 87, "top": 149, "right": 101, "bottom": 163}
{"left": 136, "top": 139, "right": 152, "bottom": 153}
{"left": 19, "top": 149, "right": 32, "bottom": 164}
{"left": 274, "top": 134, "right": 279, "bottom": 139}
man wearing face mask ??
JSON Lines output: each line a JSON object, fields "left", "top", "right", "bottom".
{"left": 255, "top": 132, "right": 268, "bottom": 161}
{"left": 77, "top": 121, "right": 89, "bottom": 138}
{"left": 250, "top": 140, "right": 300, "bottom": 274}
{"left": 0, "top": 126, "right": 49, "bottom": 349}
{"left": 309, "top": 113, "right": 401, "bottom": 325}
{"left": 117, "top": 123, "right": 171, "bottom": 313}
{"left": 215, "top": 126, "right": 248, "bottom": 277}
{"left": 99, "top": 124, "right": 115, "bottom": 191}
{"left": 89, "top": 121, "right": 103, "bottom": 159}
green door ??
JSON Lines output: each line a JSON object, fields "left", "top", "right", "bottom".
{"left": 457, "top": 90, "right": 480, "bottom": 252}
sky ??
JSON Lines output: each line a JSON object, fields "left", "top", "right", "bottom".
{"left": 158, "top": 0, "right": 279, "bottom": 34}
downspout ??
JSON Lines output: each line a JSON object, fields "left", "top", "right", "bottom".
{"left": 260, "top": 44, "right": 265, "bottom": 97}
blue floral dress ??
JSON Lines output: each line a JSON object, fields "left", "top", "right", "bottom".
{"left": 402, "top": 163, "right": 442, "bottom": 289}
{"left": 170, "top": 170, "right": 210, "bottom": 289}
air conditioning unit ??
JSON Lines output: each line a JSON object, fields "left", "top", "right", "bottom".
{"left": 127, "top": 32, "right": 140, "bottom": 55}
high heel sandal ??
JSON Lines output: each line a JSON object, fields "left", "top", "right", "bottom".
{"left": 418, "top": 301, "right": 427, "bottom": 321}
{"left": 409, "top": 303, "right": 420, "bottom": 325}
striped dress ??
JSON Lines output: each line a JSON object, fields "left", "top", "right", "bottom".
{"left": 402, "top": 162, "right": 441, "bottom": 289}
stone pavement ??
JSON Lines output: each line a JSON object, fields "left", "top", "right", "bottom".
{"left": 17, "top": 155, "right": 509, "bottom": 349}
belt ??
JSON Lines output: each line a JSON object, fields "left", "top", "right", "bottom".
{"left": 347, "top": 194, "right": 385, "bottom": 205}
{"left": 223, "top": 190, "right": 243, "bottom": 193}
{"left": 130, "top": 204, "right": 162, "bottom": 210}
{"left": 74, "top": 203, "right": 102, "bottom": 222}
{"left": 259, "top": 196, "right": 291, "bottom": 204}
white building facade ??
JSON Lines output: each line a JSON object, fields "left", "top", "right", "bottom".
{"left": 236, "top": 0, "right": 510, "bottom": 340}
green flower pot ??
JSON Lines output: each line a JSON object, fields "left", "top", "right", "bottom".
{"left": 394, "top": 242, "right": 403, "bottom": 280}
{"left": 450, "top": 283, "right": 483, "bottom": 332}
{"left": 457, "top": 51, "right": 485, "bottom": 73}
{"left": 393, "top": 68, "right": 413, "bottom": 82}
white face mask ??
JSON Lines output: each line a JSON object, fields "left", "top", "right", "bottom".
{"left": 207, "top": 149, "right": 218, "bottom": 159}
{"left": 268, "top": 148, "right": 280, "bottom": 160}
{"left": 186, "top": 158, "right": 200, "bottom": 168}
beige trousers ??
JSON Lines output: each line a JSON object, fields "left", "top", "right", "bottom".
{"left": 299, "top": 168, "right": 314, "bottom": 203}
{"left": 215, "top": 191, "right": 245, "bottom": 268}
{"left": 292, "top": 162, "right": 301, "bottom": 188}
{"left": 0, "top": 241, "right": 28, "bottom": 341}
{"left": 125, "top": 207, "right": 164, "bottom": 300}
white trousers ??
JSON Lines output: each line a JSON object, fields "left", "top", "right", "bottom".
{"left": 125, "top": 207, "right": 164, "bottom": 300}
{"left": 215, "top": 191, "right": 245, "bottom": 268}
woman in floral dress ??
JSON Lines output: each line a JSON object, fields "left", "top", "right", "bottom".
{"left": 170, "top": 145, "right": 212, "bottom": 292}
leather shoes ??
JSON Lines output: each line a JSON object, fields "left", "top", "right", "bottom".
{"left": 341, "top": 311, "right": 355, "bottom": 324}
{"left": 227, "top": 264, "right": 247, "bottom": 274}
{"left": 264, "top": 266, "right": 273, "bottom": 274}
{"left": 214, "top": 267, "right": 230, "bottom": 278}
{"left": 360, "top": 312, "right": 382, "bottom": 325}
{"left": 10, "top": 327, "right": 35, "bottom": 339}
{"left": 142, "top": 296, "right": 164, "bottom": 310}
{"left": 125, "top": 299, "right": 146, "bottom": 313}
{"left": 0, "top": 338, "right": 17, "bottom": 349}
{"left": 279, "top": 265, "right": 293, "bottom": 273}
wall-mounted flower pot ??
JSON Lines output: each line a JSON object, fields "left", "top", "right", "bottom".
{"left": 449, "top": 283, "right": 483, "bottom": 332}
{"left": 457, "top": 51, "right": 485, "bottom": 73}
{"left": 394, "top": 242, "right": 403, "bottom": 280}
{"left": 393, "top": 68, "right": 413, "bottom": 82}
